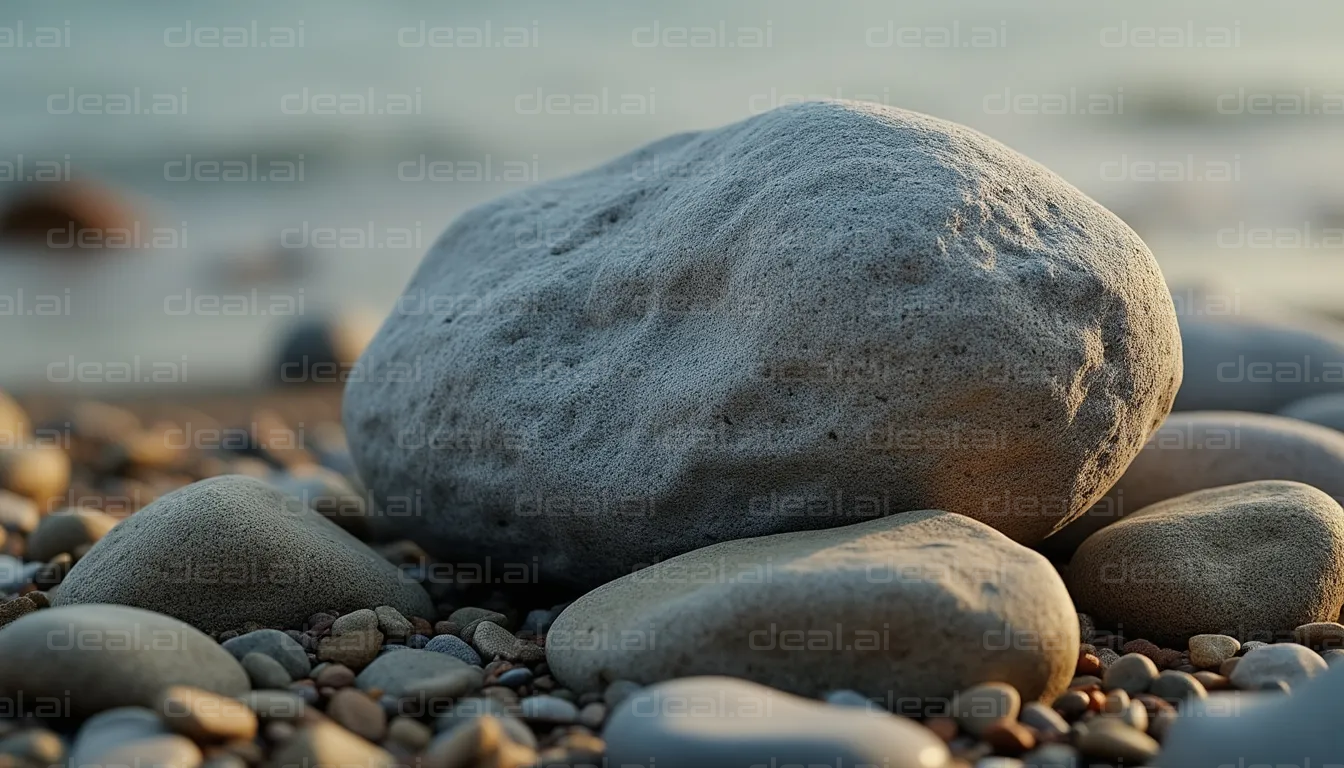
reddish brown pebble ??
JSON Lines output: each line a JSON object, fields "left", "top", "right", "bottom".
{"left": 983, "top": 720, "right": 1037, "bottom": 755}
{"left": 1087, "top": 690, "right": 1107, "bottom": 712}
{"left": 1193, "top": 671, "right": 1230, "bottom": 690}
{"left": 1152, "top": 649, "right": 1183, "bottom": 669}
{"left": 925, "top": 717, "right": 958, "bottom": 742}
{"left": 409, "top": 617, "right": 433, "bottom": 636}
{"left": 325, "top": 689, "right": 387, "bottom": 742}
{"left": 433, "top": 621, "right": 461, "bottom": 637}
{"left": 1076, "top": 652, "right": 1102, "bottom": 677}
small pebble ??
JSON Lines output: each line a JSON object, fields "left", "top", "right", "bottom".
{"left": 433, "top": 621, "right": 461, "bottom": 637}
{"left": 1074, "top": 718, "right": 1159, "bottom": 763}
{"left": 1192, "top": 671, "right": 1230, "bottom": 690}
{"left": 317, "top": 627, "right": 383, "bottom": 670}
{"left": 268, "top": 721, "right": 394, "bottom": 768}
{"left": 0, "top": 728, "right": 65, "bottom": 765}
{"left": 156, "top": 686, "right": 259, "bottom": 743}
{"left": 241, "top": 652, "right": 292, "bottom": 690}
{"left": 952, "top": 683, "right": 1020, "bottom": 737}
{"left": 519, "top": 695, "right": 579, "bottom": 725}
{"left": 1102, "top": 653, "right": 1158, "bottom": 694}
{"left": 1021, "top": 744, "right": 1078, "bottom": 768}
{"left": 374, "top": 606, "right": 412, "bottom": 643}
{"left": 448, "top": 607, "right": 507, "bottom": 628}
{"left": 1068, "top": 675, "right": 1100, "bottom": 689}
{"left": 325, "top": 689, "right": 387, "bottom": 742}
{"left": 1188, "top": 634, "right": 1240, "bottom": 669}
{"left": 424, "top": 634, "right": 482, "bottom": 666}
{"left": 982, "top": 720, "right": 1035, "bottom": 755}
{"left": 1239, "top": 640, "right": 1269, "bottom": 656}
{"left": 314, "top": 664, "right": 355, "bottom": 689}
{"left": 497, "top": 667, "right": 534, "bottom": 689}
{"left": 387, "top": 716, "right": 432, "bottom": 751}
{"left": 1102, "top": 689, "right": 1129, "bottom": 714}
{"left": 1149, "top": 669, "right": 1207, "bottom": 704}
{"left": 1051, "top": 691, "right": 1089, "bottom": 721}
{"left": 577, "top": 702, "right": 606, "bottom": 730}
{"left": 1095, "top": 648, "right": 1120, "bottom": 670}
{"left": 1119, "top": 699, "right": 1148, "bottom": 732}
{"left": 406, "top": 634, "right": 429, "bottom": 650}
{"left": 1018, "top": 702, "right": 1067, "bottom": 739}
{"left": 331, "top": 609, "right": 379, "bottom": 635}
{"left": 924, "top": 717, "right": 958, "bottom": 742}
{"left": 1074, "top": 652, "right": 1101, "bottom": 677}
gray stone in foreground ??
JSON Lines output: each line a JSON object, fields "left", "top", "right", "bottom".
{"left": 0, "top": 604, "right": 250, "bottom": 719}
{"left": 548, "top": 509, "right": 1078, "bottom": 702}
{"left": 52, "top": 475, "right": 432, "bottom": 632}
{"left": 604, "top": 676, "right": 950, "bottom": 768}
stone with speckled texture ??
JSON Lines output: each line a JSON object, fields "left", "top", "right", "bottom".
{"left": 547, "top": 509, "right": 1078, "bottom": 702}
{"left": 344, "top": 99, "right": 1182, "bottom": 589}
{"left": 51, "top": 475, "right": 432, "bottom": 632}
{"left": 1044, "top": 412, "right": 1344, "bottom": 558}
{"left": 1068, "top": 481, "right": 1344, "bottom": 646}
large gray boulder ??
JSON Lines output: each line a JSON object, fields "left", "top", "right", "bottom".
{"left": 1043, "top": 411, "right": 1344, "bottom": 558}
{"left": 345, "top": 99, "right": 1182, "bottom": 588}
{"left": 547, "top": 509, "right": 1079, "bottom": 703}
{"left": 53, "top": 475, "right": 433, "bottom": 632}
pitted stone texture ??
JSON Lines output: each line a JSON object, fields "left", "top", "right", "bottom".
{"left": 345, "top": 99, "right": 1182, "bottom": 588}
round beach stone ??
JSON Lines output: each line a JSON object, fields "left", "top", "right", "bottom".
{"left": 1161, "top": 660, "right": 1344, "bottom": 766}
{"left": 354, "top": 649, "right": 481, "bottom": 699}
{"left": 1102, "top": 654, "right": 1158, "bottom": 694}
{"left": 25, "top": 507, "right": 119, "bottom": 562}
{"left": 547, "top": 509, "right": 1078, "bottom": 702}
{"left": 0, "top": 604, "right": 249, "bottom": 719}
{"left": 605, "top": 676, "right": 950, "bottom": 768}
{"left": 344, "top": 99, "right": 1182, "bottom": 588}
{"left": 1045, "top": 411, "right": 1344, "bottom": 556}
{"left": 1229, "top": 643, "right": 1327, "bottom": 691}
{"left": 1177, "top": 313, "right": 1344, "bottom": 413}
{"left": 222, "top": 629, "right": 311, "bottom": 680}
{"left": 1067, "top": 481, "right": 1344, "bottom": 646}
{"left": 0, "top": 445, "right": 69, "bottom": 508}
{"left": 1188, "top": 634, "right": 1240, "bottom": 669}
{"left": 425, "top": 634, "right": 482, "bottom": 666}
{"left": 51, "top": 475, "right": 432, "bottom": 632}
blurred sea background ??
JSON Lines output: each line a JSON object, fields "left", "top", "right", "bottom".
{"left": 3, "top": 0, "right": 1343, "bottom": 391}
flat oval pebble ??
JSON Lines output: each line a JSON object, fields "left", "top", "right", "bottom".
{"left": 1229, "top": 643, "right": 1327, "bottom": 690}
{"left": 496, "top": 667, "right": 533, "bottom": 689}
{"left": 1047, "top": 412, "right": 1344, "bottom": 556}
{"left": 0, "top": 604, "right": 249, "bottom": 718}
{"left": 1148, "top": 670, "right": 1207, "bottom": 703}
{"left": 548, "top": 510, "right": 1078, "bottom": 702}
{"left": 1075, "top": 718, "right": 1158, "bottom": 763}
{"left": 237, "top": 690, "right": 307, "bottom": 722}
{"left": 52, "top": 475, "right": 432, "bottom": 632}
{"left": 354, "top": 649, "right": 481, "bottom": 699}
{"left": 25, "top": 507, "right": 118, "bottom": 562}
{"left": 951, "top": 683, "right": 1020, "bottom": 737}
{"left": 518, "top": 695, "right": 578, "bottom": 725}
{"left": 1293, "top": 621, "right": 1344, "bottom": 650}
{"left": 604, "top": 676, "right": 950, "bottom": 768}
{"left": 1160, "top": 661, "right": 1344, "bottom": 766}
{"left": 424, "top": 633, "right": 482, "bottom": 666}
{"left": 241, "top": 653, "right": 292, "bottom": 690}
{"left": 1068, "top": 480, "right": 1344, "bottom": 645}
{"left": 222, "top": 629, "right": 311, "bottom": 680}
{"left": 1102, "top": 654, "right": 1158, "bottom": 694}
{"left": 325, "top": 689, "right": 387, "bottom": 742}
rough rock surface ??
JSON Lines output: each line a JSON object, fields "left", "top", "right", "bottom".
{"left": 1068, "top": 481, "right": 1344, "bottom": 645}
{"left": 1159, "top": 661, "right": 1344, "bottom": 766}
{"left": 0, "top": 605, "right": 250, "bottom": 718}
{"left": 345, "top": 99, "right": 1182, "bottom": 587}
{"left": 1044, "top": 411, "right": 1344, "bottom": 557}
{"left": 52, "top": 475, "right": 432, "bottom": 632}
{"left": 604, "top": 676, "right": 950, "bottom": 768}
{"left": 547, "top": 509, "right": 1078, "bottom": 702}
